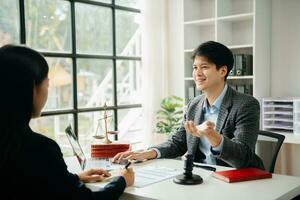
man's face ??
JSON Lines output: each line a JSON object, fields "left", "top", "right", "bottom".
{"left": 192, "top": 55, "right": 227, "bottom": 92}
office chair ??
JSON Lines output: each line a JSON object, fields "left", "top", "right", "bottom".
{"left": 258, "top": 130, "right": 285, "bottom": 173}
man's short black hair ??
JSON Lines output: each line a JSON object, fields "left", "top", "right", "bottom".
{"left": 192, "top": 41, "right": 234, "bottom": 80}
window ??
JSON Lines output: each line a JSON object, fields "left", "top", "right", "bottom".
{"left": 0, "top": 0, "right": 20, "bottom": 46}
{"left": 0, "top": 0, "right": 142, "bottom": 155}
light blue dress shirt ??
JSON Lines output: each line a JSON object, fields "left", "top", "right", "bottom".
{"left": 153, "top": 84, "right": 228, "bottom": 160}
{"left": 198, "top": 84, "right": 228, "bottom": 164}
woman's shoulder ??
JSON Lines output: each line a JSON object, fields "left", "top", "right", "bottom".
{"left": 25, "top": 128, "right": 61, "bottom": 152}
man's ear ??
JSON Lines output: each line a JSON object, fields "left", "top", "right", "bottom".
{"left": 219, "top": 65, "right": 228, "bottom": 77}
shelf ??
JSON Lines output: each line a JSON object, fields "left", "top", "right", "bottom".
{"left": 228, "top": 44, "right": 253, "bottom": 49}
{"left": 184, "top": 18, "right": 215, "bottom": 26}
{"left": 227, "top": 75, "right": 253, "bottom": 80}
{"left": 218, "top": 13, "right": 253, "bottom": 22}
{"left": 184, "top": 24, "right": 215, "bottom": 50}
{"left": 264, "top": 111, "right": 293, "bottom": 115}
{"left": 263, "top": 99, "right": 294, "bottom": 102}
{"left": 217, "top": 18, "right": 253, "bottom": 47}
{"left": 186, "top": 76, "right": 254, "bottom": 81}
{"left": 264, "top": 118, "right": 293, "bottom": 122}
{"left": 263, "top": 105, "right": 293, "bottom": 108}
{"left": 217, "top": 0, "right": 253, "bottom": 17}
{"left": 264, "top": 125, "right": 293, "bottom": 131}
{"left": 184, "top": 0, "right": 215, "bottom": 22}
{"left": 182, "top": 0, "right": 271, "bottom": 104}
{"left": 184, "top": 49, "right": 194, "bottom": 53}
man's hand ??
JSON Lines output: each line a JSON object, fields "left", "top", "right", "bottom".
{"left": 112, "top": 150, "right": 157, "bottom": 164}
{"left": 78, "top": 168, "right": 111, "bottom": 183}
{"left": 184, "top": 120, "right": 215, "bottom": 137}
{"left": 184, "top": 120, "right": 222, "bottom": 147}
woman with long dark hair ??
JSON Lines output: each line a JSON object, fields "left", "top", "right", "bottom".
{"left": 0, "top": 44, "right": 134, "bottom": 200}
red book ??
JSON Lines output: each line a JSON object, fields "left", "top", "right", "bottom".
{"left": 91, "top": 144, "right": 130, "bottom": 150}
{"left": 90, "top": 143, "right": 130, "bottom": 158}
{"left": 213, "top": 168, "right": 272, "bottom": 183}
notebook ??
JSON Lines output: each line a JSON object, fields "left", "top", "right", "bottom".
{"left": 213, "top": 167, "right": 272, "bottom": 183}
{"left": 65, "top": 125, "right": 125, "bottom": 171}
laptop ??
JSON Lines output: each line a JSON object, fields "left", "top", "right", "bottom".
{"left": 65, "top": 125, "right": 125, "bottom": 171}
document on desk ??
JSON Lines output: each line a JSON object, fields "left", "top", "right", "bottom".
{"left": 134, "top": 166, "right": 182, "bottom": 188}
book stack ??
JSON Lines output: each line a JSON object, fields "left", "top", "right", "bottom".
{"left": 91, "top": 143, "right": 130, "bottom": 158}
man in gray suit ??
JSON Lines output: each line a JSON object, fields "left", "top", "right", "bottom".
{"left": 113, "top": 41, "right": 264, "bottom": 169}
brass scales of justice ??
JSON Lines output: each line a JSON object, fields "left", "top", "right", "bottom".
{"left": 93, "top": 102, "right": 119, "bottom": 144}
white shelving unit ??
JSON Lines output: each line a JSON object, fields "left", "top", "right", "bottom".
{"left": 262, "top": 98, "right": 300, "bottom": 135}
{"left": 183, "top": 0, "right": 271, "bottom": 103}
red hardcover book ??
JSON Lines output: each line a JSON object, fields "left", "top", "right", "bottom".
{"left": 91, "top": 144, "right": 130, "bottom": 149}
{"left": 213, "top": 168, "right": 272, "bottom": 183}
{"left": 90, "top": 143, "right": 130, "bottom": 158}
{"left": 91, "top": 148, "right": 129, "bottom": 152}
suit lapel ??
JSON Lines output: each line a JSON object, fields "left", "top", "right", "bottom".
{"left": 216, "top": 87, "right": 234, "bottom": 133}
{"left": 194, "top": 98, "right": 205, "bottom": 126}
{"left": 188, "top": 97, "right": 205, "bottom": 156}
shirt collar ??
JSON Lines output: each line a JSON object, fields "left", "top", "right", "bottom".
{"left": 203, "top": 84, "right": 228, "bottom": 113}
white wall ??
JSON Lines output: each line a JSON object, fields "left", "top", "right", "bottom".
{"left": 270, "top": 0, "right": 300, "bottom": 176}
{"left": 166, "top": 0, "right": 184, "bottom": 98}
{"left": 271, "top": 0, "right": 300, "bottom": 97}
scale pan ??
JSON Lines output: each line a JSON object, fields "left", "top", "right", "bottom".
{"left": 93, "top": 135, "right": 105, "bottom": 139}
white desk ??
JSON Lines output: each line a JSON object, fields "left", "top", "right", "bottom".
{"left": 86, "top": 159, "right": 300, "bottom": 200}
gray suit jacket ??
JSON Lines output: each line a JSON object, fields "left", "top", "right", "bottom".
{"left": 151, "top": 86, "right": 264, "bottom": 169}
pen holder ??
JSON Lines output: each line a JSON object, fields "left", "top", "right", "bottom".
{"left": 173, "top": 154, "right": 203, "bottom": 185}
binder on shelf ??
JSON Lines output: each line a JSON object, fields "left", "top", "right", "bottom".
{"left": 213, "top": 168, "right": 272, "bottom": 183}
{"left": 234, "top": 54, "right": 253, "bottom": 76}
{"left": 244, "top": 84, "right": 253, "bottom": 95}
{"left": 237, "top": 85, "right": 245, "bottom": 94}
{"left": 235, "top": 54, "right": 243, "bottom": 76}
{"left": 229, "top": 55, "right": 236, "bottom": 76}
{"left": 228, "top": 84, "right": 237, "bottom": 91}
{"left": 243, "top": 54, "right": 253, "bottom": 75}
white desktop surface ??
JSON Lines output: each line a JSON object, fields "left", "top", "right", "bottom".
{"left": 85, "top": 159, "right": 300, "bottom": 200}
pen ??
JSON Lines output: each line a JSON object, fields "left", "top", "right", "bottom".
{"left": 193, "top": 163, "right": 216, "bottom": 172}
{"left": 124, "top": 161, "right": 131, "bottom": 169}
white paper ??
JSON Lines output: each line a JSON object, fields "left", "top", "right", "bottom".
{"left": 85, "top": 159, "right": 124, "bottom": 171}
{"left": 133, "top": 166, "right": 182, "bottom": 188}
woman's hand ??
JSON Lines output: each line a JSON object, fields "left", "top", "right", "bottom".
{"left": 78, "top": 168, "right": 111, "bottom": 183}
{"left": 120, "top": 168, "right": 135, "bottom": 186}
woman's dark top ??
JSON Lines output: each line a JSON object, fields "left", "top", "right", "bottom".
{"left": 4, "top": 127, "right": 126, "bottom": 200}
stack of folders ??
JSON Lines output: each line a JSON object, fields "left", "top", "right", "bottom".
{"left": 213, "top": 168, "right": 272, "bottom": 183}
{"left": 229, "top": 54, "right": 253, "bottom": 76}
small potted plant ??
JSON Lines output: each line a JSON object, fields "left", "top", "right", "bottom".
{"left": 155, "top": 95, "right": 184, "bottom": 142}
